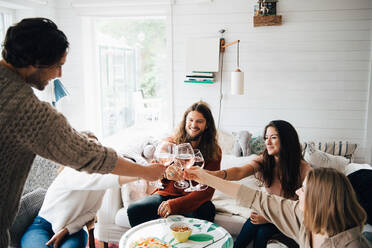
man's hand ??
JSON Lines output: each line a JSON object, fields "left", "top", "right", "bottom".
{"left": 250, "top": 212, "right": 268, "bottom": 225}
{"left": 141, "top": 163, "right": 166, "bottom": 181}
{"left": 157, "top": 200, "right": 172, "bottom": 218}
{"left": 46, "top": 227, "right": 69, "bottom": 248}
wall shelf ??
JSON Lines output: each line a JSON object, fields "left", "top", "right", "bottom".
{"left": 253, "top": 15, "right": 282, "bottom": 27}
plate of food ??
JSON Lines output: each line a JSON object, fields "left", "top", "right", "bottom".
{"left": 129, "top": 237, "right": 172, "bottom": 248}
{"left": 119, "top": 218, "right": 233, "bottom": 248}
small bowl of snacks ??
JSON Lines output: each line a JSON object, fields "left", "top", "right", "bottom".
{"left": 169, "top": 222, "right": 192, "bottom": 242}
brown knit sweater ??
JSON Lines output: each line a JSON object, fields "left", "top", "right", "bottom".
{"left": 0, "top": 64, "right": 118, "bottom": 247}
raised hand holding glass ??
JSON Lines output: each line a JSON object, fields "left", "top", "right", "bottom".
{"left": 174, "top": 143, "right": 194, "bottom": 189}
{"left": 153, "top": 141, "right": 175, "bottom": 189}
{"left": 185, "top": 149, "right": 208, "bottom": 192}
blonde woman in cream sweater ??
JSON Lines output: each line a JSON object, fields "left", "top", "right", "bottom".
{"left": 185, "top": 167, "right": 371, "bottom": 248}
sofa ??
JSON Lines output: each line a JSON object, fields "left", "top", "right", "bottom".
{"left": 94, "top": 131, "right": 369, "bottom": 247}
{"left": 10, "top": 131, "right": 370, "bottom": 248}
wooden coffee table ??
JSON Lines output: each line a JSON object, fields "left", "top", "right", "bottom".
{"left": 119, "top": 217, "right": 233, "bottom": 247}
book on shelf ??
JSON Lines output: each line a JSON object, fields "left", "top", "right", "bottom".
{"left": 184, "top": 78, "right": 214, "bottom": 84}
{"left": 186, "top": 77, "right": 214, "bottom": 81}
{"left": 185, "top": 75, "right": 214, "bottom": 78}
{"left": 187, "top": 71, "right": 214, "bottom": 77}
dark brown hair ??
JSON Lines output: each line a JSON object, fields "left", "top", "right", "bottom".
{"left": 173, "top": 101, "right": 220, "bottom": 161}
{"left": 2, "top": 18, "right": 69, "bottom": 68}
{"left": 258, "top": 120, "right": 302, "bottom": 199}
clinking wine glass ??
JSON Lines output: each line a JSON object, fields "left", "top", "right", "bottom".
{"left": 153, "top": 141, "right": 176, "bottom": 189}
{"left": 174, "top": 143, "right": 195, "bottom": 189}
{"left": 185, "top": 149, "right": 208, "bottom": 192}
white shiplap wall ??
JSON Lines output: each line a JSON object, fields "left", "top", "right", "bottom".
{"left": 4, "top": 0, "right": 371, "bottom": 162}
{"left": 171, "top": 0, "right": 372, "bottom": 162}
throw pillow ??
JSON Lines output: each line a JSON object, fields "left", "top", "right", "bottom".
{"left": 304, "top": 143, "right": 349, "bottom": 173}
{"left": 120, "top": 155, "right": 154, "bottom": 209}
{"left": 22, "top": 156, "right": 60, "bottom": 195}
{"left": 250, "top": 136, "right": 265, "bottom": 155}
{"left": 217, "top": 129, "right": 234, "bottom": 155}
{"left": 232, "top": 131, "right": 252, "bottom": 157}
{"left": 9, "top": 188, "right": 47, "bottom": 247}
{"left": 303, "top": 141, "right": 357, "bottom": 161}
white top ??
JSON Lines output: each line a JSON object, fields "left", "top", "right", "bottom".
{"left": 344, "top": 163, "right": 372, "bottom": 176}
{"left": 39, "top": 167, "right": 119, "bottom": 234}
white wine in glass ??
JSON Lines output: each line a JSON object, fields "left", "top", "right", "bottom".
{"left": 185, "top": 149, "right": 208, "bottom": 192}
{"left": 174, "top": 143, "right": 194, "bottom": 189}
{"left": 153, "top": 141, "right": 175, "bottom": 189}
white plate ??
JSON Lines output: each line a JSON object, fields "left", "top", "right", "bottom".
{"left": 119, "top": 217, "right": 233, "bottom": 248}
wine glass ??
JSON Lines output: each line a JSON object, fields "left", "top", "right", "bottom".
{"left": 153, "top": 141, "right": 176, "bottom": 189}
{"left": 174, "top": 143, "right": 195, "bottom": 189}
{"left": 185, "top": 149, "right": 208, "bottom": 192}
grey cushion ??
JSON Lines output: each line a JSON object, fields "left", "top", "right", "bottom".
{"left": 9, "top": 188, "right": 47, "bottom": 247}
{"left": 22, "top": 156, "right": 60, "bottom": 195}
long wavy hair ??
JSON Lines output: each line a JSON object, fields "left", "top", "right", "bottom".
{"left": 173, "top": 101, "right": 220, "bottom": 161}
{"left": 304, "top": 168, "right": 366, "bottom": 235}
{"left": 257, "top": 120, "right": 302, "bottom": 199}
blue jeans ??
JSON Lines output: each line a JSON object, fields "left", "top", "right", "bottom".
{"left": 234, "top": 218, "right": 280, "bottom": 248}
{"left": 127, "top": 194, "right": 216, "bottom": 227}
{"left": 21, "top": 216, "right": 87, "bottom": 248}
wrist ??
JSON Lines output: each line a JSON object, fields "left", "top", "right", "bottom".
{"left": 222, "top": 169, "right": 227, "bottom": 179}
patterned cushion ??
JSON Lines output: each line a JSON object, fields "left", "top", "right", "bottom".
{"left": 250, "top": 136, "right": 265, "bottom": 155}
{"left": 304, "top": 143, "right": 349, "bottom": 173}
{"left": 303, "top": 141, "right": 357, "bottom": 161}
{"left": 22, "top": 156, "right": 60, "bottom": 195}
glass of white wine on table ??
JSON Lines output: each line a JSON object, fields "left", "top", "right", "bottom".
{"left": 185, "top": 149, "right": 208, "bottom": 192}
{"left": 153, "top": 141, "right": 176, "bottom": 189}
{"left": 174, "top": 143, "right": 195, "bottom": 189}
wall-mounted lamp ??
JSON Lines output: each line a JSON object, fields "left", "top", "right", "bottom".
{"left": 220, "top": 39, "right": 244, "bottom": 95}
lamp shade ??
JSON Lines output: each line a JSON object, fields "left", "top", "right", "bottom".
{"left": 231, "top": 69, "right": 244, "bottom": 95}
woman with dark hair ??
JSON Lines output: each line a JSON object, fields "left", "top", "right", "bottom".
{"left": 210, "top": 120, "right": 311, "bottom": 248}
{"left": 185, "top": 167, "right": 371, "bottom": 248}
{"left": 127, "top": 101, "right": 221, "bottom": 227}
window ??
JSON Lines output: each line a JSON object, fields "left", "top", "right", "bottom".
{"left": 99, "top": 46, "right": 136, "bottom": 137}
{"left": 0, "top": 10, "right": 13, "bottom": 56}
{"left": 91, "top": 17, "right": 170, "bottom": 144}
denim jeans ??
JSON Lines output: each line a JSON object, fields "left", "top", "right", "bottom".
{"left": 234, "top": 218, "right": 280, "bottom": 248}
{"left": 127, "top": 194, "right": 216, "bottom": 227}
{"left": 21, "top": 216, "right": 87, "bottom": 248}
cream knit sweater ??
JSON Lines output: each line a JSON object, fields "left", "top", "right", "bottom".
{"left": 0, "top": 64, "right": 118, "bottom": 247}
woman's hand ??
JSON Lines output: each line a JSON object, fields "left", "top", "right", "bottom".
{"left": 184, "top": 166, "right": 209, "bottom": 184}
{"left": 165, "top": 164, "right": 183, "bottom": 181}
{"left": 250, "top": 212, "right": 268, "bottom": 225}
{"left": 46, "top": 227, "right": 69, "bottom": 248}
{"left": 158, "top": 200, "right": 172, "bottom": 218}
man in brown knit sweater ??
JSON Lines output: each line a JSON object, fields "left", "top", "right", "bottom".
{"left": 0, "top": 18, "right": 165, "bottom": 247}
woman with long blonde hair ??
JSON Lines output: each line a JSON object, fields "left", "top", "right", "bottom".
{"left": 185, "top": 167, "right": 371, "bottom": 248}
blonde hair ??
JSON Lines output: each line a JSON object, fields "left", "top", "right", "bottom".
{"left": 303, "top": 168, "right": 366, "bottom": 236}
